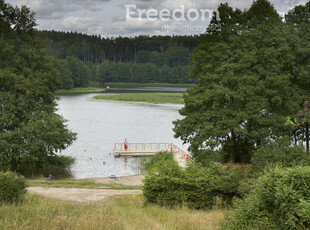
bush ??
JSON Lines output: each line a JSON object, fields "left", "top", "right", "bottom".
{"left": 141, "top": 151, "right": 174, "bottom": 171}
{"left": 222, "top": 166, "right": 310, "bottom": 230}
{"left": 0, "top": 171, "right": 26, "bottom": 204}
{"left": 143, "top": 156, "right": 257, "bottom": 209}
{"left": 251, "top": 138, "right": 310, "bottom": 168}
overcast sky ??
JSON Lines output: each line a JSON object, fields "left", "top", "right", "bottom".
{"left": 6, "top": 0, "right": 308, "bottom": 37}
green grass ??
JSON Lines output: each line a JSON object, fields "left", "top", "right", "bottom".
{"left": 26, "top": 178, "right": 142, "bottom": 190}
{"left": 0, "top": 194, "right": 226, "bottom": 230}
{"left": 102, "top": 82, "right": 194, "bottom": 88}
{"left": 56, "top": 87, "right": 104, "bottom": 94}
{"left": 93, "top": 93, "right": 185, "bottom": 104}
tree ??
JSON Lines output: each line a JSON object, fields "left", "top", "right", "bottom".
{"left": 0, "top": 1, "right": 76, "bottom": 172}
{"left": 136, "top": 50, "right": 150, "bottom": 63}
{"left": 149, "top": 51, "right": 168, "bottom": 66}
{"left": 65, "top": 56, "right": 91, "bottom": 87}
{"left": 54, "top": 59, "right": 74, "bottom": 89}
{"left": 166, "top": 46, "right": 189, "bottom": 67}
{"left": 285, "top": 1, "right": 310, "bottom": 96}
{"left": 173, "top": 0, "right": 303, "bottom": 163}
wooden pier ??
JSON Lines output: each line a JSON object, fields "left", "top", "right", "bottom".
{"left": 114, "top": 143, "right": 194, "bottom": 167}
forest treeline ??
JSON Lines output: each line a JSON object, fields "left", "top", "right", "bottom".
{"left": 42, "top": 31, "right": 203, "bottom": 88}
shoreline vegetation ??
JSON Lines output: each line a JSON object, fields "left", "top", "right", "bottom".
{"left": 55, "top": 87, "right": 105, "bottom": 94}
{"left": 93, "top": 92, "right": 185, "bottom": 104}
{"left": 55, "top": 83, "right": 193, "bottom": 94}
{"left": 100, "top": 82, "right": 194, "bottom": 88}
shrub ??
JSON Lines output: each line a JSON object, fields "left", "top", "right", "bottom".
{"left": 251, "top": 138, "right": 310, "bottom": 168}
{"left": 141, "top": 151, "right": 174, "bottom": 171}
{"left": 222, "top": 166, "right": 310, "bottom": 230}
{"left": 0, "top": 171, "right": 26, "bottom": 204}
{"left": 143, "top": 156, "right": 257, "bottom": 209}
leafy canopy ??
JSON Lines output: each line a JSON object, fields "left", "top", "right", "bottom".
{"left": 0, "top": 0, "right": 76, "bottom": 172}
{"left": 174, "top": 0, "right": 307, "bottom": 163}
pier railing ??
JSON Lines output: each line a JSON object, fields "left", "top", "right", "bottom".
{"left": 114, "top": 143, "right": 173, "bottom": 153}
{"left": 114, "top": 142, "right": 194, "bottom": 163}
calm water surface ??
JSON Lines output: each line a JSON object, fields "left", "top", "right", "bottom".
{"left": 57, "top": 89, "right": 187, "bottom": 179}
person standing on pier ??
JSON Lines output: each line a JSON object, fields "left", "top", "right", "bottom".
{"left": 124, "top": 139, "right": 128, "bottom": 150}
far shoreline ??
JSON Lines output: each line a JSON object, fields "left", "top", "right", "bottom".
{"left": 92, "top": 92, "right": 185, "bottom": 104}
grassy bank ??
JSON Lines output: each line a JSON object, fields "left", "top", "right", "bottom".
{"left": 0, "top": 194, "right": 225, "bottom": 230}
{"left": 93, "top": 93, "right": 184, "bottom": 104}
{"left": 102, "top": 82, "right": 194, "bottom": 88}
{"left": 26, "top": 178, "right": 142, "bottom": 190}
{"left": 56, "top": 87, "right": 105, "bottom": 94}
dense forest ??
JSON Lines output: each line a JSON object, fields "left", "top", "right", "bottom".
{"left": 41, "top": 31, "right": 204, "bottom": 88}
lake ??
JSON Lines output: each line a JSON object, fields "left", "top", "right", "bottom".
{"left": 57, "top": 87, "right": 187, "bottom": 179}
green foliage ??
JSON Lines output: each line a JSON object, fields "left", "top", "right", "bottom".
{"left": 141, "top": 151, "right": 174, "bottom": 171}
{"left": 53, "top": 59, "right": 73, "bottom": 89}
{"left": 143, "top": 155, "right": 257, "bottom": 209}
{"left": 44, "top": 31, "right": 202, "bottom": 64}
{"left": 149, "top": 51, "right": 167, "bottom": 66}
{"left": 64, "top": 56, "right": 91, "bottom": 88}
{"left": 222, "top": 166, "right": 310, "bottom": 230}
{"left": 0, "top": 171, "right": 26, "bottom": 204}
{"left": 136, "top": 50, "right": 150, "bottom": 63}
{"left": 0, "top": 2, "right": 76, "bottom": 173}
{"left": 43, "top": 30, "right": 200, "bottom": 85}
{"left": 192, "top": 149, "right": 228, "bottom": 164}
{"left": 251, "top": 138, "right": 310, "bottom": 168}
{"left": 96, "top": 62, "right": 191, "bottom": 84}
{"left": 174, "top": 0, "right": 305, "bottom": 163}
{"left": 166, "top": 46, "right": 190, "bottom": 67}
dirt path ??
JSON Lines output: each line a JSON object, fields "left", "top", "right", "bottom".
{"left": 27, "top": 187, "right": 142, "bottom": 202}
{"left": 92, "top": 174, "right": 145, "bottom": 186}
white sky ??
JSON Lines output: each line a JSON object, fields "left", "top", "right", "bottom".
{"left": 6, "top": 0, "right": 308, "bottom": 37}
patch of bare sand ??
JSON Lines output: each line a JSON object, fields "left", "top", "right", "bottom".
{"left": 92, "top": 174, "right": 145, "bottom": 186}
{"left": 27, "top": 187, "right": 142, "bottom": 203}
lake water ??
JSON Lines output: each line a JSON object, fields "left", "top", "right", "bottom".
{"left": 57, "top": 88, "right": 187, "bottom": 179}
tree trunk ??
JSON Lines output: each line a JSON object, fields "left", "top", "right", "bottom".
{"left": 230, "top": 129, "right": 236, "bottom": 163}
{"left": 10, "top": 156, "right": 17, "bottom": 172}
{"left": 306, "top": 122, "right": 309, "bottom": 153}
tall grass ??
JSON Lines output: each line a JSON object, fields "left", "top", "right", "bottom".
{"left": 0, "top": 194, "right": 225, "bottom": 230}
{"left": 93, "top": 93, "right": 184, "bottom": 104}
